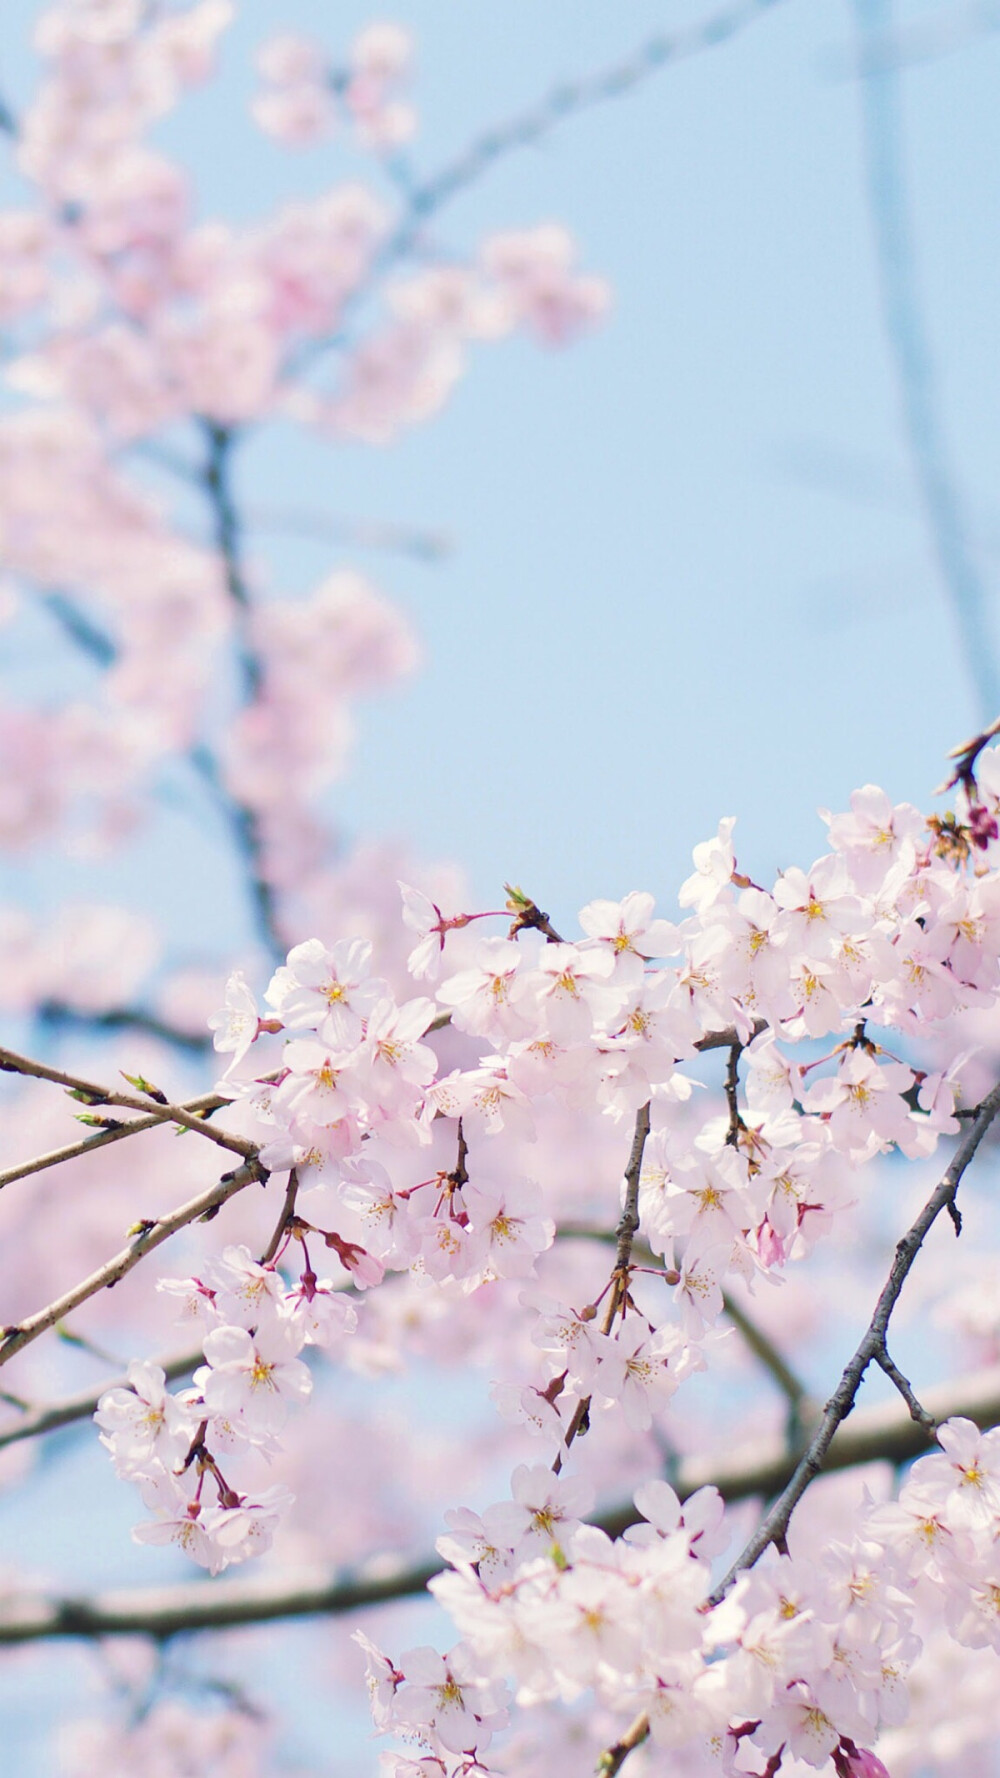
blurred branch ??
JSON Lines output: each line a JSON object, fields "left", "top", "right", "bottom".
{"left": 853, "top": 0, "right": 999, "bottom": 717}
{"left": 195, "top": 425, "right": 286, "bottom": 959}
{"left": 3, "top": 1358, "right": 999, "bottom": 1642}
{"left": 38, "top": 592, "right": 117, "bottom": 667}
{"left": 300, "top": 0, "right": 789, "bottom": 370}
{"left": 246, "top": 505, "right": 451, "bottom": 563}
{"left": 720, "top": 1290, "right": 814, "bottom": 1428}
{"left": 0, "top": 93, "right": 17, "bottom": 138}
{"left": 0, "top": 1153, "right": 266, "bottom": 1369}
{"left": 378, "top": 0, "right": 788, "bottom": 259}
{"left": 0, "top": 1346, "right": 204, "bottom": 1452}
{"left": 835, "top": 0, "right": 1000, "bottom": 74}
{"left": 31, "top": 581, "right": 286, "bottom": 961}
{"left": 187, "top": 743, "right": 286, "bottom": 961}
{"left": 36, "top": 1001, "right": 212, "bottom": 1054}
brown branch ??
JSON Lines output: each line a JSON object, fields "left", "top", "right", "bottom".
{"left": 0, "top": 1047, "right": 254, "bottom": 1160}
{"left": 0, "top": 1347, "right": 204, "bottom": 1452}
{"left": 607, "top": 1101, "right": 652, "bottom": 1311}
{"left": 721, "top": 1291, "right": 813, "bottom": 1427}
{"left": 4, "top": 1361, "right": 1000, "bottom": 1644}
{"left": 938, "top": 714, "right": 1000, "bottom": 794}
{"left": 557, "top": 1223, "right": 812, "bottom": 1424}
{"left": 0, "top": 1156, "right": 267, "bottom": 1369}
{"left": 711, "top": 1079, "right": 1000, "bottom": 1600}
{"left": 555, "top": 1102, "right": 651, "bottom": 1471}
{"left": 598, "top": 1709, "right": 651, "bottom": 1778}
{"left": 259, "top": 1168, "right": 300, "bottom": 1266}
{"left": 724, "top": 1040, "right": 743, "bottom": 1144}
{"left": 0, "top": 1092, "right": 231, "bottom": 1195}
{"left": 874, "top": 1345, "right": 937, "bottom": 1433}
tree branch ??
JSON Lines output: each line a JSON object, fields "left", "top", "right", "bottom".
{"left": 0, "top": 1046, "right": 254, "bottom": 1160}
{"left": 245, "top": 505, "right": 451, "bottom": 562}
{"left": 0, "top": 1347, "right": 204, "bottom": 1452}
{"left": 259, "top": 1168, "right": 299, "bottom": 1267}
{"left": 4, "top": 1360, "right": 999, "bottom": 1644}
{"left": 193, "top": 424, "right": 286, "bottom": 959}
{"left": 36, "top": 1001, "right": 212, "bottom": 1055}
{"left": 595, "top": 1084, "right": 1000, "bottom": 1775}
{"left": 712, "top": 1078, "right": 1000, "bottom": 1598}
{"left": 0, "top": 1155, "right": 267, "bottom": 1369}
{"left": 555, "top": 1102, "right": 651, "bottom": 1468}
{"left": 346, "top": 1, "right": 788, "bottom": 321}
{"left": 0, "top": 1091, "right": 229, "bottom": 1195}
{"left": 874, "top": 1345, "right": 937, "bottom": 1433}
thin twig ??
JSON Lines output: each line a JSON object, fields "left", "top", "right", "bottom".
{"left": 875, "top": 1346, "right": 937, "bottom": 1432}
{"left": 712, "top": 1079, "right": 1000, "bottom": 1600}
{"left": 246, "top": 506, "right": 451, "bottom": 562}
{"left": 724, "top": 1040, "right": 743, "bottom": 1144}
{"left": 4, "top": 1359, "right": 1000, "bottom": 1644}
{"left": 0, "top": 1156, "right": 267, "bottom": 1369}
{"left": 606, "top": 1101, "right": 653, "bottom": 1315}
{"left": 0, "top": 1092, "right": 229, "bottom": 1195}
{"left": 304, "top": 0, "right": 788, "bottom": 367}
{"left": 0, "top": 1046, "right": 254, "bottom": 1159}
{"left": 598, "top": 1709, "right": 652, "bottom": 1778}
{"left": 0, "top": 1348, "right": 204, "bottom": 1452}
{"left": 38, "top": 592, "right": 117, "bottom": 666}
{"left": 554, "top": 1103, "right": 651, "bottom": 1472}
{"left": 595, "top": 1083, "right": 1000, "bottom": 1777}
{"left": 259, "top": 1168, "right": 299, "bottom": 1267}
{"left": 196, "top": 424, "right": 285, "bottom": 958}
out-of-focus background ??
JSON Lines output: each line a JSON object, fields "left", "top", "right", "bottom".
{"left": 3, "top": 0, "right": 1000, "bottom": 938}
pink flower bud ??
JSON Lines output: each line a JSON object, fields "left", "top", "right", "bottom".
{"left": 836, "top": 1742, "right": 891, "bottom": 1778}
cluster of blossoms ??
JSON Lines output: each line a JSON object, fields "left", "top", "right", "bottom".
{"left": 96, "top": 1238, "right": 356, "bottom": 1574}
{"left": 252, "top": 22, "right": 418, "bottom": 152}
{"left": 360, "top": 1419, "right": 1000, "bottom": 1778}
{"left": 0, "top": 0, "right": 607, "bottom": 890}
{"left": 85, "top": 745, "right": 1000, "bottom": 1772}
